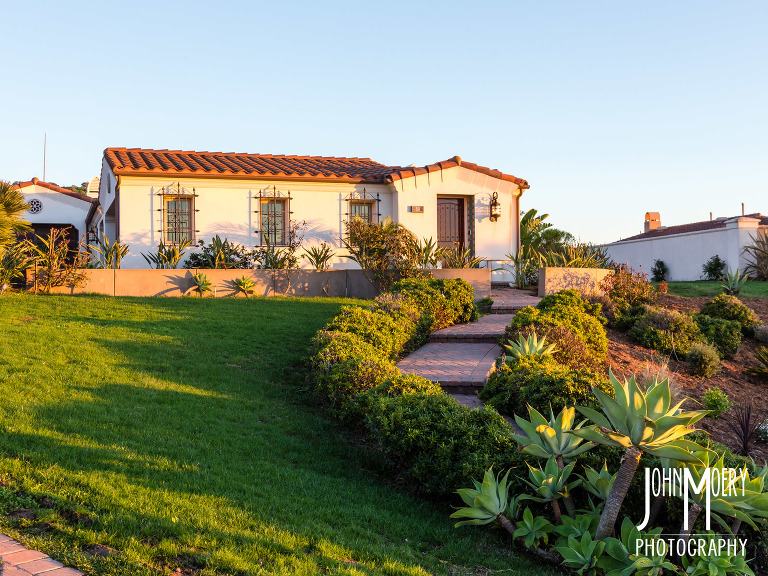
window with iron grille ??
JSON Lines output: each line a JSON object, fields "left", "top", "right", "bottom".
{"left": 260, "top": 198, "right": 287, "bottom": 245}
{"left": 164, "top": 196, "right": 194, "bottom": 243}
{"left": 349, "top": 200, "right": 374, "bottom": 223}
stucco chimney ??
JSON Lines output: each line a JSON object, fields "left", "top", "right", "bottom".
{"left": 644, "top": 212, "right": 661, "bottom": 233}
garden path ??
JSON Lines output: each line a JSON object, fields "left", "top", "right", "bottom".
{"left": 0, "top": 534, "right": 82, "bottom": 575}
{"left": 396, "top": 289, "right": 540, "bottom": 404}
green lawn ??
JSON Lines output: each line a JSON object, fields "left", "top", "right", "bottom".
{"left": 0, "top": 294, "right": 549, "bottom": 576}
{"left": 664, "top": 281, "right": 768, "bottom": 298}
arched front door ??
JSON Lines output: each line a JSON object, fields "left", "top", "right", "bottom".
{"left": 436, "top": 197, "right": 465, "bottom": 250}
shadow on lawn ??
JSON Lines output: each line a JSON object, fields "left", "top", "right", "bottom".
{"left": 0, "top": 297, "right": 443, "bottom": 574}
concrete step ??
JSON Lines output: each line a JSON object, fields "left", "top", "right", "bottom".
{"left": 396, "top": 342, "right": 501, "bottom": 394}
{"left": 430, "top": 314, "right": 514, "bottom": 343}
{"left": 490, "top": 288, "right": 541, "bottom": 313}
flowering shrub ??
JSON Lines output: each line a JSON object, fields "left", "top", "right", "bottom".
{"left": 598, "top": 266, "right": 659, "bottom": 308}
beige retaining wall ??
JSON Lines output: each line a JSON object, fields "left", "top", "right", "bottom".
{"left": 537, "top": 267, "right": 612, "bottom": 297}
{"left": 35, "top": 268, "right": 491, "bottom": 300}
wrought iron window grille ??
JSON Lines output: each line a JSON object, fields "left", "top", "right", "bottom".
{"left": 155, "top": 182, "right": 199, "bottom": 244}
{"left": 253, "top": 186, "right": 293, "bottom": 246}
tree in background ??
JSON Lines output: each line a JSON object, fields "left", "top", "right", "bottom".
{"left": 0, "top": 181, "right": 31, "bottom": 248}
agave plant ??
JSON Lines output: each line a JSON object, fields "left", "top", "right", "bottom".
{"left": 450, "top": 468, "right": 516, "bottom": 534}
{"left": 681, "top": 532, "right": 755, "bottom": 576}
{"left": 503, "top": 332, "right": 557, "bottom": 360}
{"left": 553, "top": 513, "right": 599, "bottom": 544}
{"left": 303, "top": 242, "right": 336, "bottom": 270}
{"left": 554, "top": 532, "right": 605, "bottom": 576}
{"left": 580, "top": 462, "right": 617, "bottom": 502}
{"left": 233, "top": 275, "right": 255, "bottom": 297}
{"left": 415, "top": 237, "right": 444, "bottom": 269}
{"left": 599, "top": 518, "right": 671, "bottom": 576}
{"left": 511, "top": 405, "right": 595, "bottom": 464}
{"left": 746, "top": 346, "right": 768, "bottom": 378}
{"left": 192, "top": 272, "right": 212, "bottom": 297}
{"left": 513, "top": 507, "right": 554, "bottom": 549}
{"left": 88, "top": 232, "right": 129, "bottom": 269}
{"left": 520, "top": 457, "right": 580, "bottom": 524}
{"left": 571, "top": 371, "right": 708, "bottom": 539}
{"left": 722, "top": 268, "right": 749, "bottom": 296}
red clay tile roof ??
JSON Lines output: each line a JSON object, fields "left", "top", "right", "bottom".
{"left": 103, "top": 148, "right": 530, "bottom": 188}
{"left": 16, "top": 179, "right": 98, "bottom": 204}
{"left": 105, "top": 147, "right": 399, "bottom": 183}
{"left": 386, "top": 156, "right": 530, "bottom": 189}
{"left": 619, "top": 214, "right": 768, "bottom": 242}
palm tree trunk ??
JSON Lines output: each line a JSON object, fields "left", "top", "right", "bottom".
{"left": 678, "top": 502, "right": 703, "bottom": 545}
{"left": 648, "top": 495, "right": 666, "bottom": 526}
{"left": 552, "top": 499, "right": 562, "bottom": 525}
{"left": 595, "top": 446, "right": 642, "bottom": 540}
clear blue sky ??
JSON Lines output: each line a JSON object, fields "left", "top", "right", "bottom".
{"left": 2, "top": 1, "right": 766, "bottom": 243}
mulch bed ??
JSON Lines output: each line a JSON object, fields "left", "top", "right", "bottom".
{"left": 605, "top": 294, "right": 768, "bottom": 461}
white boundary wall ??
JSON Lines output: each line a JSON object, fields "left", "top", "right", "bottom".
{"left": 605, "top": 217, "right": 765, "bottom": 281}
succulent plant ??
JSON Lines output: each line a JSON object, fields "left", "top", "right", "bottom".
{"left": 503, "top": 331, "right": 557, "bottom": 360}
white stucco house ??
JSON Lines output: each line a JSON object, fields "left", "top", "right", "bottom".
{"left": 16, "top": 178, "right": 99, "bottom": 249}
{"left": 93, "top": 147, "right": 530, "bottom": 273}
{"left": 605, "top": 211, "right": 768, "bottom": 280}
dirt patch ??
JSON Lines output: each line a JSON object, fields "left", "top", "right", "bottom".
{"left": 9, "top": 508, "right": 35, "bottom": 521}
{"left": 60, "top": 508, "right": 94, "bottom": 527}
{"left": 85, "top": 543, "right": 118, "bottom": 558}
{"left": 607, "top": 295, "right": 768, "bottom": 461}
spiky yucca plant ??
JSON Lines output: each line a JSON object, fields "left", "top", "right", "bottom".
{"left": 571, "top": 370, "right": 708, "bottom": 539}
{"left": 722, "top": 268, "right": 749, "bottom": 295}
{"left": 747, "top": 346, "right": 768, "bottom": 378}
{"left": 503, "top": 332, "right": 557, "bottom": 360}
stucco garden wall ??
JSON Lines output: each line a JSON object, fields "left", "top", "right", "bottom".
{"left": 605, "top": 217, "right": 764, "bottom": 281}
{"left": 537, "top": 267, "right": 612, "bottom": 296}
{"left": 40, "top": 268, "right": 491, "bottom": 300}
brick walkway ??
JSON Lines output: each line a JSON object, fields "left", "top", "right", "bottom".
{"left": 491, "top": 288, "right": 541, "bottom": 313}
{"left": 397, "top": 342, "right": 501, "bottom": 394}
{"left": 429, "top": 314, "right": 513, "bottom": 343}
{"left": 0, "top": 535, "right": 82, "bottom": 575}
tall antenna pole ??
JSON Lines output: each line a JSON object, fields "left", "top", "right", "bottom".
{"left": 43, "top": 133, "right": 47, "bottom": 181}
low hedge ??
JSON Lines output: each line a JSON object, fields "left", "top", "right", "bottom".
{"left": 389, "top": 277, "right": 478, "bottom": 330}
{"left": 479, "top": 356, "right": 610, "bottom": 417}
{"left": 323, "top": 305, "right": 414, "bottom": 359}
{"left": 364, "top": 393, "right": 520, "bottom": 495}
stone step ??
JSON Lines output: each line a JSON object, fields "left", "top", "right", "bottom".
{"left": 396, "top": 342, "right": 501, "bottom": 394}
{"left": 430, "top": 314, "right": 514, "bottom": 343}
{"left": 490, "top": 288, "right": 541, "bottom": 313}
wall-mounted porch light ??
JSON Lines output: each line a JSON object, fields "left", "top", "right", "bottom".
{"left": 489, "top": 191, "right": 501, "bottom": 222}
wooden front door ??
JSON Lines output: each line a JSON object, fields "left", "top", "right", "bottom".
{"left": 437, "top": 198, "right": 465, "bottom": 250}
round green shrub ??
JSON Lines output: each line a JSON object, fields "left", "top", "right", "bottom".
{"left": 700, "top": 294, "right": 759, "bottom": 336}
{"left": 629, "top": 306, "right": 702, "bottom": 355}
{"left": 479, "top": 356, "right": 611, "bottom": 416}
{"left": 694, "top": 314, "right": 742, "bottom": 358}
{"left": 702, "top": 385, "right": 733, "bottom": 418}
{"left": 374, "top": 373, "right": 443, "bottom": 397}
{"left": 389, "top": 277, "right": 478, "bottom": 330}
{"left": 364, "top": 393, "right": 520, "bottom": 495}
{"left": 686, "top": 342, "right": 721, "bottom": 378}
{"left": 504, "top": 296, "right": 608, "bottom": 373}
{"left": 323, "top": 305, "right": 414, "bottom": 359}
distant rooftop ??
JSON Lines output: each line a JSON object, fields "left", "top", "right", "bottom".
{"left": 617, "top": 213, "right": 768, "bottom": 242}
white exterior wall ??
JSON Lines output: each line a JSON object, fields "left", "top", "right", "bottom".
{"left": 105, "top": 165, "right": 523, "bottom": 270}
{"left": 111, "top": 175, "right": 393, "bottom": 269}
{"left": 605, "top": 217, "right": 765, "bottom": 280}
{"left": 20, "top": 185, "right": 93, "bottom": 241}
{"left": 391, "top": 165, "right": 522, "bottom": 282}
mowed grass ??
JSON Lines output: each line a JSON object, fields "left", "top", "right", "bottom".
{"left": 0, "top": 294, "right": 551, "bottom": 576}
{"left": 665, "top": 281, "right": 768, "bottom": 298}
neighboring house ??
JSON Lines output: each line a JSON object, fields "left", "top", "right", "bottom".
{"left": 605, "top": 211, "right": 768, "bottom": 280}
{"left": 94, "top": 147, "right": 530, "bottom": 271}
{"left": 16, "top": 178, "right": 99, "bottom": 249}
